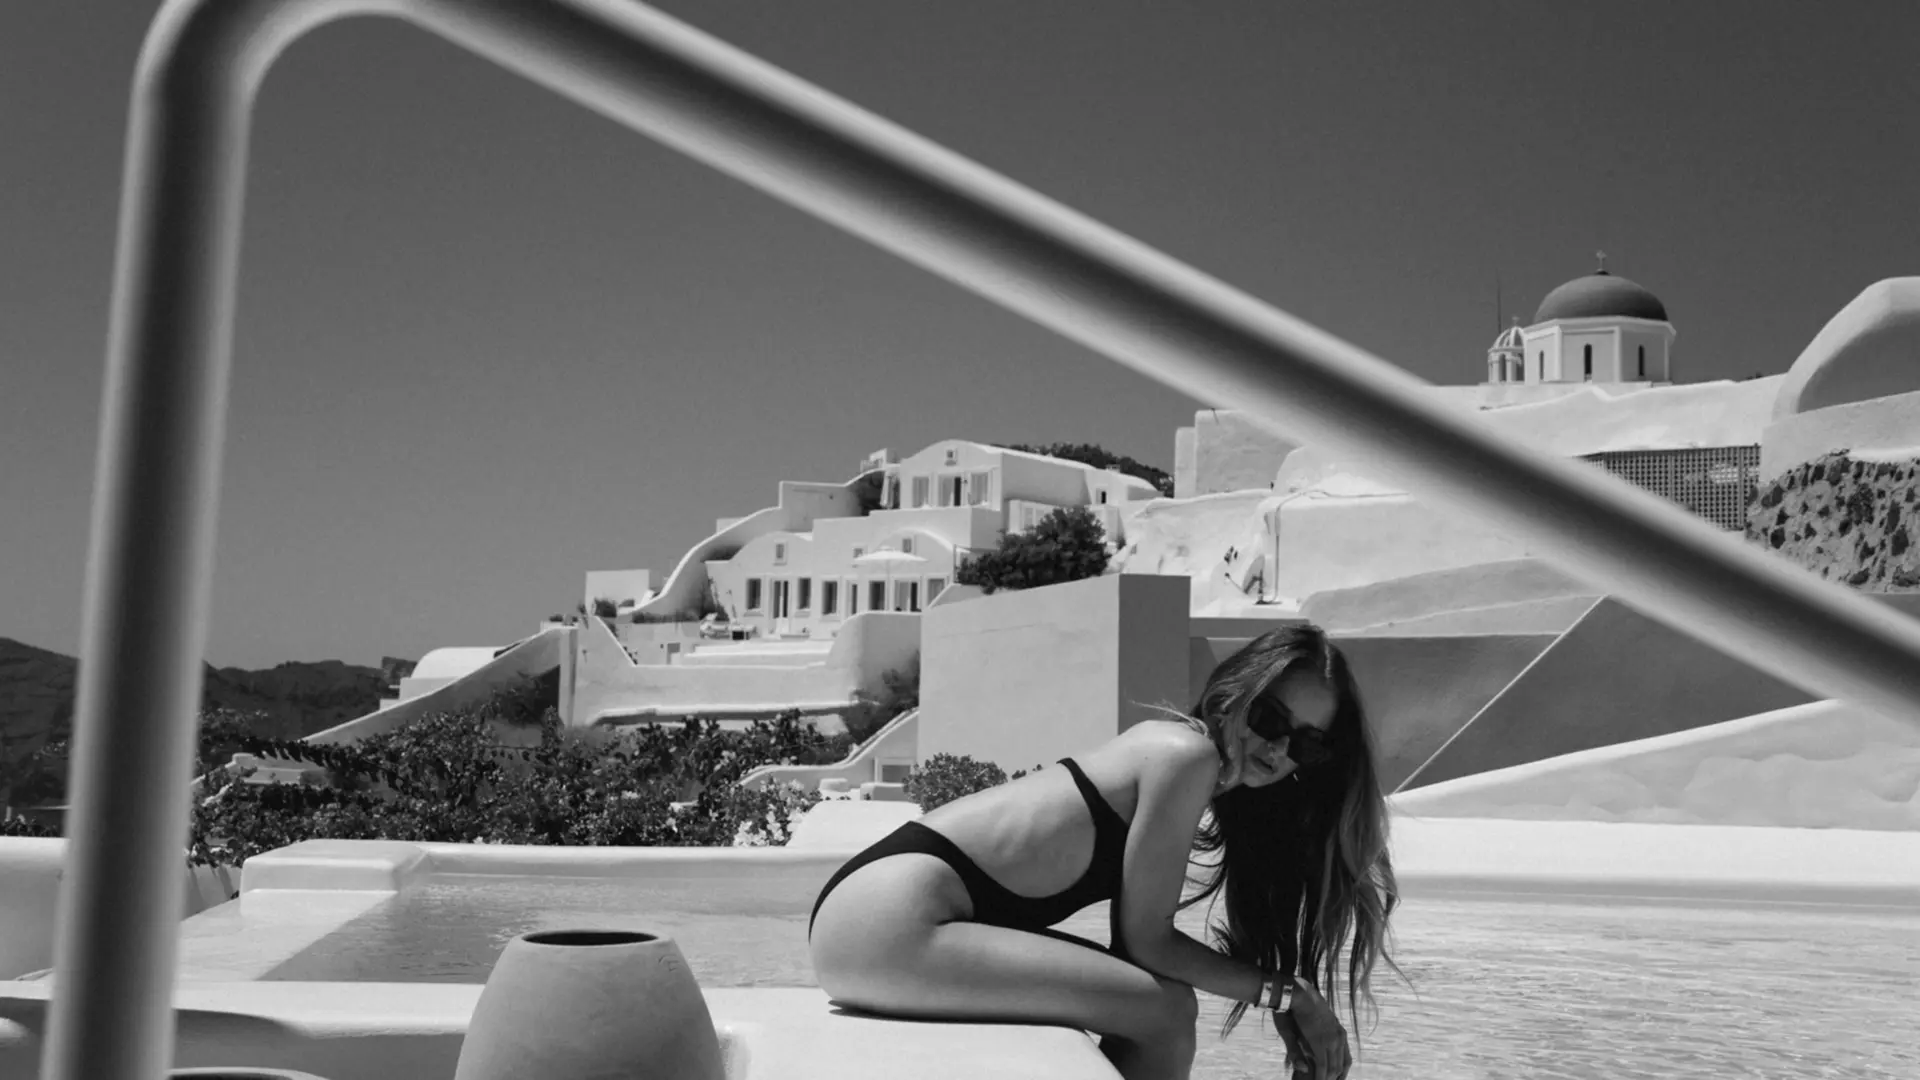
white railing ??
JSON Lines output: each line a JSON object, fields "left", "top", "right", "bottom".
{"left": 52, "top": 1, "right": 1920, "bottom": 1078}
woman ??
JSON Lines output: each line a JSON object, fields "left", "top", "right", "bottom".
{"left": 809, "top": 624, "right": 1401, "bottom": 1080}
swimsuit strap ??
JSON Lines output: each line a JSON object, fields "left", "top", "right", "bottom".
{"left": 1058, "top": 758, "right": 1129, "bottom": 836}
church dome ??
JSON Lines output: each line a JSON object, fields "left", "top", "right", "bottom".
{"left": 1489, "top": 319, "right": 1526, "bottom": 352}
{"left": 1534, "top": 270, "right": 1669, "bottom": 323}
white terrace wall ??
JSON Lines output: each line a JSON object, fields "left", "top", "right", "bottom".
{"left": 1760, "top": 388, "right": 1920, "bottom": 480}
{"left": 305, "top": 626, "right": 575, "bottom": 746}
{"left": 631, "top": 478, "right": 863, "bottom": 621}
{"left": 919, "top": 574, "right": 1190, "bottom": 775}
{"left": 1, "top": 838, "right": 238, "bottom": 979}
{"left": 706, "top": 506, "right": 997, "bottom": 638}
{"left": 614, "top": 618, "right": 706, "bottom": 665}
{"left": 1269, "top": 492, "right": 1534, "bottom": 602}
{"left": 583, "top": 568, "right": 651, "bottom": 613}
{"left": 1181, "top": 409, "right": 1301, "bottom": 497}
{"left": 572, "top": 610, "right": 920, "bottom": 726}
{"left": 997, "top": 450, "right": 1099, "bottom": 510}
{"left": 739, "top": 711, "right": 922, "bottom": 792}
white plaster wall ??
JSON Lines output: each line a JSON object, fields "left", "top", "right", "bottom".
{"left": 1173, "top": 426, "right": 1197, "bottom": 499}
{"left": 614, "top": 619, "right": 704, "bottom": 665}
{"left": 739, "top": 711, "right": 922, "bottom": 792}
{"left": 572, "top": 611, "right": 919, "bottom": 724}
{"left": 583, "top": 568, "right": 651, "bottom": 611}
{"left": 891, "top": 441, "right": 1006, "bottom": 509}
{"left": 1269, "top": 489, "right": 1534, "bottom": 603}
{"left": 1561, "top": 327, "right": 1616, "bottom": 382}
{"left": 0, "top": 839, "right": 236, "bottom": 979}
{"left": 995, "top": 449, "right": 1095, "bottom": 508}
{"left": 634, "top": 478, "right": 862, "bottom": 623}
{"left": 1773, "top": 277, "right": 1920, "bottom": 418}
{"left": 410, "top": 646, "right": 499, "bottom": 680}
{"left": 1474, "top": 378, "right": 1779, "bottom": 454}
{"left": 707, "top": 509, "right": 996, "bottom": 633}
{"left": 306, "top": 626, "right": 573, "bottom": 745}
{"left": 919, "top": 574, "right": 1190, "bottom": 774}
{"left": 1270, "top": 381, "right": 1765, "bottom": 494}
{"left": 1521, "top": 323, "right": 1561, "bottom": 381}
{"left": 1622, "top": 326, "right": 1669, "bottom": 381}
{"left": 1758, "top": 388, "right": 1920, "bottom": 479}
{"left": 1110, "top": 489, "right": 1276, "bottom": 611}
{"left": 1298, "top": 557, "right": 1592, "bottom": 631}
{"left": 394, "top": 675, "right": 454, "bottom": 701}
{"left": 1189, "top": 409, "right": 1299, "bottom": 496}
{"left": 1391, "top": 700, "right": 1920, "bottom": 829}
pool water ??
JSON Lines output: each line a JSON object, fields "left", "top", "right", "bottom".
{"left": 263, "top": 875, "right": 1919, "bottom": 1079}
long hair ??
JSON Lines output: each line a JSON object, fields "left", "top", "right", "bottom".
{"left": 1168, "top": 624, "right": 1404, "bottom": 1040}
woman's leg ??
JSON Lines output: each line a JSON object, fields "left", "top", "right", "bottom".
{"left": 811, "top": 855, "right": 1198, "bottom": 1080}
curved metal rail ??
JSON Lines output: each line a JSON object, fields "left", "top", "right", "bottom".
{"left": 52, "top": 1, "right": 1920, "bottom": 1076}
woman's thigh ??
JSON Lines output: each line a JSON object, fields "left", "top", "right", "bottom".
{"left": 810, "top": 855, "right": 1195, "bottom": 1042}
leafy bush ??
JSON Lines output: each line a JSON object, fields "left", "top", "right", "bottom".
{"left": 723, "top": 781, "right": 825, "bottom": 846}
{"left": 904, "top": 753, "right": 1008, "bottom": 811}
{"left": 840, "top": 653, "right": 920, "bottom": 744}
{"left": 852, "top": 470, "right": 887, "bottom": 514}
{"left": 591, "top": 597, "right": 620, "bottom": 618}
{"left": 997, "top": 442, "right": 1173, "bottom": 498}
{"left": 0, "top": 812, "right": 58, "bottom": 838}
{"left": 185, "top": 676, "right": 846, "bottom": 867}
{"left": 955, "top": 506, "right": 1110, "bottom": 595}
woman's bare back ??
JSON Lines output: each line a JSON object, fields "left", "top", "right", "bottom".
{"left": 913, "top": 722, "right": 1213, "bottom": 901}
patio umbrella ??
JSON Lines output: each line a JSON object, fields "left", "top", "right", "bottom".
{"left": 852, "top": 547, "right": 928, "bottom": 610}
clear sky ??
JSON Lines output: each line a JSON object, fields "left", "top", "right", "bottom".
{"left": 3, "top": 1, "right": 1916, "bottom": 669}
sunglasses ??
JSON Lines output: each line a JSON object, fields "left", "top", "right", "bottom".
{"left": 1246, "top": 696, "right": 1338, "bottom": 770}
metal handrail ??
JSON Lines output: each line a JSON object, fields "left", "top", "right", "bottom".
{"left": 53, "top": 1, "right": 1920, "bottom": 1077}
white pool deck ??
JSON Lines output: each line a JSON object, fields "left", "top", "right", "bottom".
{"left": 0, "top": 981, "right": 1103, "bottom": 1080}
{"left": 3, "top": 811, "right": 1918, "bottom": 1080}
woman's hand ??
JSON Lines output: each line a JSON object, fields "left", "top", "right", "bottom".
{"left": 1271, "top": 978, "right": 1350, "bottom": 1080}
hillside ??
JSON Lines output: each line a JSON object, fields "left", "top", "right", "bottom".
{"left": 1, "top": 637, "right": 413, "bottom": 806}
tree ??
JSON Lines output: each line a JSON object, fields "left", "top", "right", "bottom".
{"left": 955, "top": 506, "right": 1110, "bottom": 594}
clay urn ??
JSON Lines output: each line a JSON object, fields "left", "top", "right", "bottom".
{"left": 453, "top": 929, "right": 726, "bottom": 1080}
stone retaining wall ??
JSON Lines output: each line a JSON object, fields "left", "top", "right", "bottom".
{"left": 1748, "top": 450, "right": 1920, "bottom": 589}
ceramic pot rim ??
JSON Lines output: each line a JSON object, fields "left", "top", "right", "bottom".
{"left": 519, "top": 929, "right": 662, "bottom": 947}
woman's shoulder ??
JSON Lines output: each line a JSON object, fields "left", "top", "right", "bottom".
{"left": 1115, "top": 716, "right": 1220, "bottom": 775}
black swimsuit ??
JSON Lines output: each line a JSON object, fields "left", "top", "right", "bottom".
{"left": 809, "top": 758, "right": 1133, "bottom": 957}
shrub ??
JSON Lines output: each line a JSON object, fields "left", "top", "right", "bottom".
{"left": 722, "top": 782, "right": 824, "bottom": 847}
{"left": 591, "top": 597, "right": 620, "bottom": 618}
{"left": 840, "top": 653, "right": 920, "bottom": 744}
{"left": 186, "top": 677, "right": 849, "bottom": 867}
{"left": 904, "top": 753, "right": 1008, "bottom": 811}
{"left": 852, "top": 470, "right": 887, "bottom": 514}
{"left": 0, "top": 812, "right": 58, "bottom": 838}
{"left": 955, "top": 506, "right": 1110, "bottom": 595}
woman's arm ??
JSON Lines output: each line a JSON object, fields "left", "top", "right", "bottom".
{"left": 1111, "top": 728, "right": 1267, "bottom": 1004}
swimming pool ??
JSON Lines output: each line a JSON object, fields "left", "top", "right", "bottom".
{"left": 259, "top": 873, "right": 1918, "bottom": 1080}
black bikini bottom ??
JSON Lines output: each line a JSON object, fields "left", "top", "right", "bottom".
{"left": 807, "top": 821, "right": 1128, "bottom": 960}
